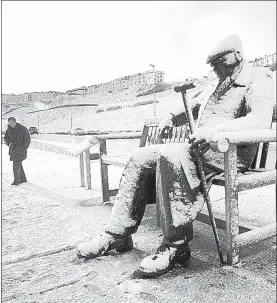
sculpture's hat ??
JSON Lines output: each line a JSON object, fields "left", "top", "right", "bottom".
{"left": 207, "top": 35, "right": 243, "bottom": 64}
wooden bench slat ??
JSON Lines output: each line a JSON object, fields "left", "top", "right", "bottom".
{"left": 237, "top": 170, "right": 276, "bottom": 191}
{"left": 212, "top": 169, "right": 276, "bottom": 190}
{"left": 102, "top": 158, "right": 127, "bottom": 167}
{"left": 212, "top": 176, "right": 225, "bottom": 186}
{"left": 109, "top": 189, "right": 118, "bottom": 196}
{"left": 196, "top": 212, "right": 252, "bottom": 233}
{"left": 235, "top": 222, "right": 276, "bottom": 247}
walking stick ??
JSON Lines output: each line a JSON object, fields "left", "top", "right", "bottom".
{"left": 174, "top": 83, "right": 225, "bottom": 266}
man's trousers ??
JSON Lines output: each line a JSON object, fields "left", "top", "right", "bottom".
{"left": 13, "top": 161, "right": 26, "bottom": 183}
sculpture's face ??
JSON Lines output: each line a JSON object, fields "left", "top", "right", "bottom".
{"left": 210, "top": 52, "right": 240, "bottom": 80}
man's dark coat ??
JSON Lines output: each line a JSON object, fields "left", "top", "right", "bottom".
{"left": 4, "top": 123, "right": 31, "bottom": 162}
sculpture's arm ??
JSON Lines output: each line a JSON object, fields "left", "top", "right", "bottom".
{"left": 216, "top": 75, "right": 274, "bottom": 132}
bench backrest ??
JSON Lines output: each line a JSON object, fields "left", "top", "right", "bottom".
{"left": 250, "top": 142, "right": 270, "bottom": 169}
{"left": 139, "top": 117, "right": 188, "bottom": 147}
{"left": 250, "top": 117, "right": 275, "bottom": 169}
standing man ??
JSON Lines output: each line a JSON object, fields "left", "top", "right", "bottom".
{"left": 4, "top": 117, "right": 31, "bottom": 185}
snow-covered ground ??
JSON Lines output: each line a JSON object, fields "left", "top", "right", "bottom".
{"left": 1, "top": 143, "right": 276, "bottom": 303}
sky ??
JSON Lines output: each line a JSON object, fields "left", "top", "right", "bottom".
{"left": 2, "top": 1, "right": 276, "bottom": 95}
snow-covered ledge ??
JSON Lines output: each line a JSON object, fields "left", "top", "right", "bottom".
{"left": 68, "top": 132, "right": 142, "bottom": 155}
{"left": 68, "top": 137, "right": 99, "bottom": 155}
{"left": 210, "top": 129, "right": 277, "bottom": 153}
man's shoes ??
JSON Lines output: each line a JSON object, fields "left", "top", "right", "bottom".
{"left": 19, "top": 180, "right": 27, "bottom": 184}
{"left": 11, "top": 181, "right": 20, "bottom": 185}
{"left": 138, "top": 242, "right": 191, "bottom": 278}
{"left": 76, "top": 232, "right": 133, "bottom": 259}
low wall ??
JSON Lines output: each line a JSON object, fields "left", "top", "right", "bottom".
{"left": 29, "top": 140, "right": 78, "bottom": 157}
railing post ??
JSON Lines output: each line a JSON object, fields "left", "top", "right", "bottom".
{"left": 79, "top": 152, "right": 85, "bottom": 187}
{"left": 84, "top": 149, "right": 91, "bottom": 189}
{"left": 224, "top": 143, "right": 240, "bottom": 265}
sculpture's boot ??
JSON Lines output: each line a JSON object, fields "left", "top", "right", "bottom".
{"left": 76, "top": 232, "right": 133, "bottom": 259}
{"left": 139, "top": 241, "right": 191, "bottom": 277}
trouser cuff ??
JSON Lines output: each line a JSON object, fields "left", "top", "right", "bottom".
{"left": 164, "top": 222, "right": 193, "bottom": 244}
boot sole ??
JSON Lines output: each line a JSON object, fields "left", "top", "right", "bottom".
{"left": 139, "top": 250, "right": 191, "bottom": 278}
{"left": 139, "top": 262, "right": 175, "bottom": 278}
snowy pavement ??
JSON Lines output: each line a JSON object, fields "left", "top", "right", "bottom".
{"left": 1, "top": 144, "right": 276, "bottom": 303}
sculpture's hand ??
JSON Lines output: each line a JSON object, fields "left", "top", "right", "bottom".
{"left": 190, "top": 127, "right": 218, "bottom": 144}
{"left": 189, "top": 127, "right": 219, "bottom": 156}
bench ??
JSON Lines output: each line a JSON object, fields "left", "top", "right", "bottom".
{"left": 97, "top": 117, "right": 276, "bottom": 265}
{"left": 98, "top": 117, "right": 188, "bottom": 201}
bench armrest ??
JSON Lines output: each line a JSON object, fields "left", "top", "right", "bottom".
{"left": 210, "top": 129, "right": 276, "bottom": 152}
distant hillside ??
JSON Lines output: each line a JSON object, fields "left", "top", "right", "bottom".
{"left": 2, "top": 71, "right": 276, "bottom": 134}
{"left": 1, "top": 78, "right": 211, "bottom": 133}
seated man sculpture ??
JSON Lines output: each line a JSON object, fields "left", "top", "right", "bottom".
{"left": 76, "top": 35, "right": 274, "bottom": 277}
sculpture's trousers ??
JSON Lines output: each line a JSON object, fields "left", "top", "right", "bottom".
{"left": 105, "top": 143, "right": 219, "bottom": 243}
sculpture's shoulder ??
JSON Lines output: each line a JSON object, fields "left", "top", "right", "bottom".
{"left": 235, "top": 61, "right": 273, "bottom": 87}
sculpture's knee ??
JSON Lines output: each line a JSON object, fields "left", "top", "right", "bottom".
{"left": 129, "top": 147, "right": 142, "bottom": 161}
{"left": 158, "top": 143, "right": 190, "bottom": 166}
{"left": 128, "top": 145, "right": 160, "bottom": 167}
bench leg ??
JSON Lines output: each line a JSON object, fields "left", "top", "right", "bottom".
{"left": 101, "top": 163, "right": 110, "bottom": 202}
{"left": 79, "top": 152, "right": 85, "bottom": 187}
{"left": 85, "top": 149, "right": 91, "bottom": 190}
{"left": 224, "top": 144, "right": 240, "bottom": 265}
{"left": 99, "top": 139, "right": 110, "bottom": 202}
